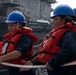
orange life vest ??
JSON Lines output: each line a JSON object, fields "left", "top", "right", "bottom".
{"left": 37, "top": 23, "right": 76, "bottom": 64}
{"left": 0, "top": 27, "right": 39, "bottom": 65}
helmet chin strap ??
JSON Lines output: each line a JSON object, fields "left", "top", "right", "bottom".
{"left": 16, "top": 23, "right": 20, "bottom": 29}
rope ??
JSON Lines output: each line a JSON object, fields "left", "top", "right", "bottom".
{"left": 1, "top": 61, "right": 76, "bottom": 69}
{"left": 1, "top": 62, "right": 46, "bottom": 68}
{"left": 61, "top": 61, "right": 76, "bottom": 67}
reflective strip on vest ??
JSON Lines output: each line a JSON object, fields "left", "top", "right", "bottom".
{"left": 2, "top": 43, "right": 8, "bottom": 53}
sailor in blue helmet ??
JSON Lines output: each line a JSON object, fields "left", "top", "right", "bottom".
{"left": 20, "top": 4, "right": 76, "bottom": 75}
{"left": 73, "top": 8, "right": 76, "bottom": 22}
{"left": 45, "top": 4, "right": 76, "bottom": 75}
{"left": 73, "top": 8, "right": 76, "bottom": 15}
{"left": 0, "top": 11, "right": 39, "bottom": 75}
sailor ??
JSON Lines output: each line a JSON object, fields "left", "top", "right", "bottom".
{"left": 73, "top": 8, "right": 76, "bottom": 22}
{"left": 0, "top": 11, "right": 39, "bottom": 75}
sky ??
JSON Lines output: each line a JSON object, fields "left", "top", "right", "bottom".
{"left": 52, "top": 0, "right": 76, "bottom": 9}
